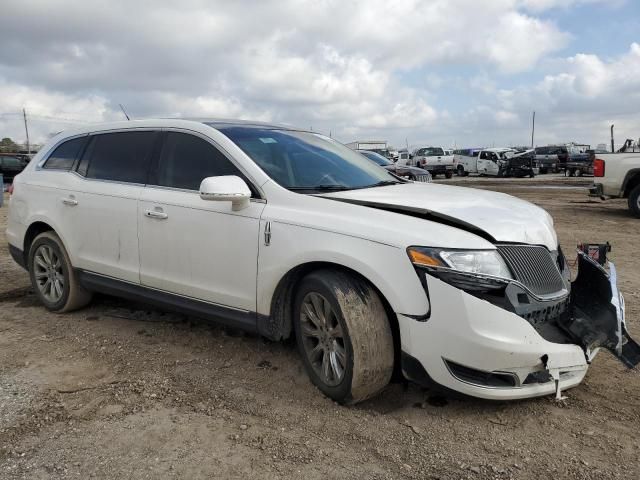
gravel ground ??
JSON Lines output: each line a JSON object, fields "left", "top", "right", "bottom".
{"left": 1, "top": 175, "right": 639, "bottom": 479}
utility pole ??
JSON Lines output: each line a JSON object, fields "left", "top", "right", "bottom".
{"left": 530, "top": 111, "right": 535, "bottom": 149}
{"left": 23, "top": 108, "right": 30, "bottom": 154}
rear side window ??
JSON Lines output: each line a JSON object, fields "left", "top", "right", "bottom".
{"left": 152, "top": 132, "right": 245, "bottom": 191}
{"left": 80, "top": 131, "right": 157, "bottom": 183}
{"left": 43, "top": 137, "right": 86, "bottom": 170}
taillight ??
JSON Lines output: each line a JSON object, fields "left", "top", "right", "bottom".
{"left": 7, "top": 183, "right": 14, "bottom": 195}
{"left": 594, "top": 158, "right": 605, "bottom": 177}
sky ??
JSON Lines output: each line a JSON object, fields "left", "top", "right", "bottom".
{"left": 0, "top": 0, "right": 638, "bottom": 151}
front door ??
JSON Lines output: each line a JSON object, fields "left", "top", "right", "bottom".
{"left": 138, "top": 130, "right": 265, "bottom": 314}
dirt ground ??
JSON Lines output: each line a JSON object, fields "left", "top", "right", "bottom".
{"left": 1, "top": 175, "right": 639, "bottom": 479}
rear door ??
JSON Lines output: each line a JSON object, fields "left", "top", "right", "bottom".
{"left": 59, "top": 130, "right": 159, "bottom": 283}
{"left": 138, "top": 130, "right": 265, "bottom": 315}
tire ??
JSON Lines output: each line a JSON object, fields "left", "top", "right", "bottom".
{"left": 444, "top": 171, "right": 453, "bottom": 179}
{"left": 628, "top": 185, "right": 640, "bottom": 218}
{"left": 529, "top": 172, "right": 535, "bottom": 178}
{"left": 294, "top": 270, "right": 394, "bottom": 404}
{"left": 575, "top": 169, "right": 583, "bottom": 177}
{"left": 28, "top": 231, "right": 92, "bottom": 312}
{"left": 456, "top": 165, "right": 465, "bottom": 177}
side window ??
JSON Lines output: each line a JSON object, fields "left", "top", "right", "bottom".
{"left": 43, "top": 137, "right": 86, "bottom": 170}
{"left": 480, "top": 151, "right": 488, "bottom": 159}
{"left": 153, "top": 132, "right": 245, "bottom": 191}
{"left": 81, "top": 131, "right": 157, "bottom": 183}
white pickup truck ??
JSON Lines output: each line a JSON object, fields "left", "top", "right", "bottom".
{"left": 455, "top": 148, "right": 536, "bottom": 178}
{"left": 590, "top": 151, "right": 640, "bottom": 217}
{"left": 409, "top": 147, "right": 454, "bottom": 178}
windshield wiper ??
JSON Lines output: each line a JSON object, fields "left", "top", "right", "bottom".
{"left": 289, "top": 185, "right": 351, "bottom": 192}
{"left": 360, "top": 180, "right": 401, "bottom": 189}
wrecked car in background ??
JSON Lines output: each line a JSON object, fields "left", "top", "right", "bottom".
{"left": 357, "top": 149, "right": 432, "bottom": 183}
{"left": 6, "top": 119, "right": 639, "bottom": 404}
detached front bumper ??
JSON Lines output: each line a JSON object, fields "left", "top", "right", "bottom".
{"left": 398, "top": 253, "right": 639, "bottom": 400}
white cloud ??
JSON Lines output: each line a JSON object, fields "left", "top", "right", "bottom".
{"left": 0, "top": 0, "right": 632, "bottom": 149}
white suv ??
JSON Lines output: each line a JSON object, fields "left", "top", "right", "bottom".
{"left": 7, "top": 119, "right": 639, "bottom": 403}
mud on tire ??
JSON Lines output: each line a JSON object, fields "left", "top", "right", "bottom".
{"left": 28, "top": 231, "right": 92, "bottom": 313}
{"left": 294, "top": 269, "right": 394, "bottom": 404}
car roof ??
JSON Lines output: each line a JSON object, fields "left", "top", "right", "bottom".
{"left": 46, "top": 118, "right": 310, "bottom": 139}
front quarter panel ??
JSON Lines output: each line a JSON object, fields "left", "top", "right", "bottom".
{"left": 256, "top": 214, "right": 429, "bottom": 319}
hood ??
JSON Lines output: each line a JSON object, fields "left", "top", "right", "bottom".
{"left": 322, "top": 182, "right": 558, "bottom": 250}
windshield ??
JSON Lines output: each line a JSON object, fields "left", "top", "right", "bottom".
{"left": 218, "top": 127, "right": 400, "bottom": 191}
{"left": 358, "top": 150, "right": 393, "bottom": 166}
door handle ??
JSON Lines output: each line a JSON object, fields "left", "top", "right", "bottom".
{"left": 61, "top": 196, "right": 78, "bottom": 206}
{"left": 144, "top": 209, "right": 168, "bottom": 220}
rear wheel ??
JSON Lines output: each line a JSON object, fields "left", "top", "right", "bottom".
{"left": 456, "top": 165, "right": 465, "bottom": 176}
{"left": 628, "top": 185, "right": 640, "bottom": 218}
{"left": 294, "top": 270, "right": 394, "bottom": 404}
{"left": 445, "top": 170, "right": 453, "bottom": 179}
{"left": 28, "top": 231, "right": 92, "bottom": 312}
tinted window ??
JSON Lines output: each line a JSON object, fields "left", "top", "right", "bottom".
{"left": 83, "top": 131, "right": 157, "bottom": 183}
{"left": 44, "top": 137, "right": 86, "bottom": 170}
{"left": 153, "top": 132, "right": 244, "bottom": 190}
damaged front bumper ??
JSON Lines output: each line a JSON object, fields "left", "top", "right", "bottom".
{"left": 398, "top": 251, "right": 640, "bottom": 400}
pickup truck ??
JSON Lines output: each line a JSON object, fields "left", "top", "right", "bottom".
{"left": 409, "top": 146, "right": 454, "bottom": 178}
{"left": 590, "top": 151, "right": 640, "bottom": 217}
{"left": 456, "top": 148, "right": 536, "bottom": 177}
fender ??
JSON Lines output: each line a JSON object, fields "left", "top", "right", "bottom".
{"left": 256, "top": 219, "right": 430, "bottom": 328}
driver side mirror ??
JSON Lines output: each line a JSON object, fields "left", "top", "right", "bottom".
{"left": 199, "top": 175, "right": 251, "bottom": 211}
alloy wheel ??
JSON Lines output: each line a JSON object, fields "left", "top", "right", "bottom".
{"left": 33, "top": 244, "right": 65, "bottom": 303}
{"left": 299, "top": 292, "right": 347, "bottom": 386}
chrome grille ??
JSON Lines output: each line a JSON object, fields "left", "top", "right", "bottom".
{"left": 497, "top": 245, "right": 566, "bottom": 296}
{"left": 414, "top": 174, "right": 431, "bottom": 183}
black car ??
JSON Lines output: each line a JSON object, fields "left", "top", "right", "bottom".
{"left": 357, "top": 150, "right": 432, "bottom": 182}
{"left": 0, "top": 154, "right": 28, "bottom": 183}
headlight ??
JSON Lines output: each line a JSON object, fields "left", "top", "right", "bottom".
{"left": 408, "top": 247, "right": 513, "bottom": 279}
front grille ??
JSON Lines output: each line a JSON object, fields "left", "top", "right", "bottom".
{"left": 497, "top": 245, "right": 566, "bottom": 297}
{"left": 415, "top": 174, "right": 431, "bottom": 183}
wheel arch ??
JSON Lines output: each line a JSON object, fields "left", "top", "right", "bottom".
{"left": 258, "top": 261, "right": 402, "bottom": 374}
{"left": 622, "top": 169, "right": 640, "bottom": 197}
{"left": 23, "top": 221, "right": 56, "bottom": 268}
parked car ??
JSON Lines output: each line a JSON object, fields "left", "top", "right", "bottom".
{"left": 590, "top": 150, "right": 640, "bottom": 217}
{"left": 7, "top": 119, "right": 639, "bottom": 403}
{"left": 357, "top": 150, "right": 431, "bottom": 182}
{"left": 453, "top": 148, "right": 482, "bottom": 176}
{"left": 396, "top": 149, "right": 410, "bottom": 165}
{"left": 535, "top": 145, "right": 570, "bottom": 173}
{"left": 410, "top": 146, "right": 454, "bottom": 178}
{"left": 455, "top": 148, "right": 535, "bottom": 178}
{"left": 0, "top": 154, "right": 29, "bottom": 183}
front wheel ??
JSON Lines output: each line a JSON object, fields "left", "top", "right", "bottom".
{"left": 28, "top": 231, "right": 92, "bottom": 312}
{"left": 294, "top": 270, "right": 394, "bottom": 404}
{"left": 445, "top": 170, "right": 453, "bottom": 179}
{"left": 628, "top": 185, "right": 640, "bottom": 218}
